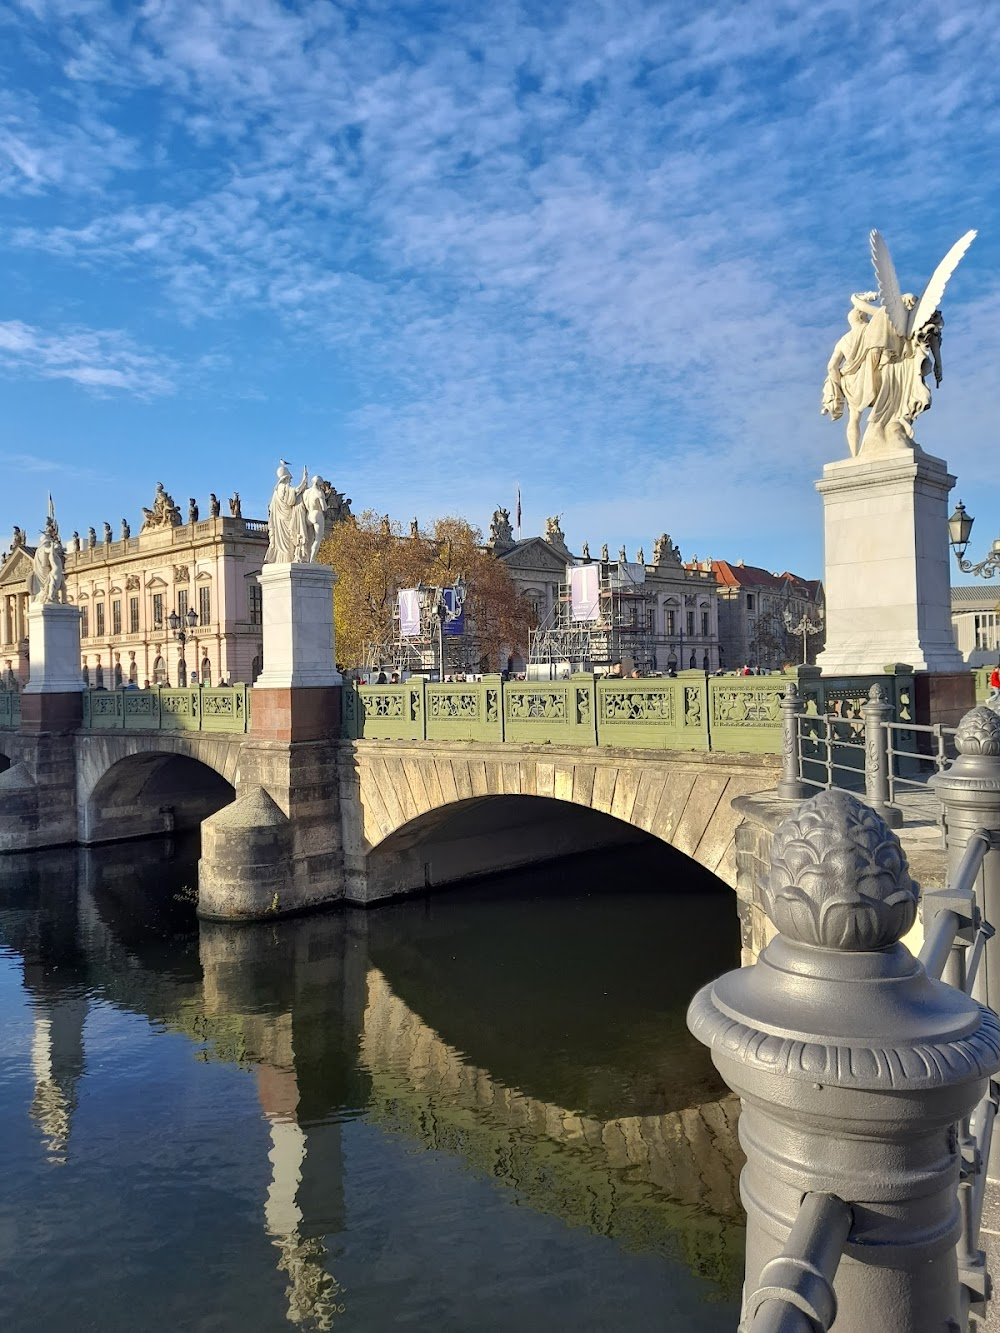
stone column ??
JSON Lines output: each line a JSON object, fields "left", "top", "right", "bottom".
{"left": 815, "top": 451, "right": 972, "bottom": 724}
{"left": 22, "top": 602, "right": 83, "bottom": 732}
{"left": 689, "top": 788, "right": 1000, "bottom": 1331}
{"left": 252, "top": 562, "right": 342, "bottom": 741}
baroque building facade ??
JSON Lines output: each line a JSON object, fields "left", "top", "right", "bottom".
{"left": 488, "top": 511, "right": 721, "bottom": 673}
{"left": 1, "top": 479, "right": 353, "bottom": 690}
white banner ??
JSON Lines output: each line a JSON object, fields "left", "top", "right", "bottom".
{"left": 569, "top": 564, "right": 600, "bottom": 622}
{"left": 398, "top": 588, "right": 421, "bottom": 638}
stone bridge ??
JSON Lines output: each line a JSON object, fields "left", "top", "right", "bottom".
{"left": 0, "top": 703, "right": 783, "bottom": 921}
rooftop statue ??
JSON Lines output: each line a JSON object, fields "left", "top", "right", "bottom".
{"left": 653, "top": 533, "right": 682, "bottom": 566}
{"left": 488, "top": 506, "right": 514, "bottom": 551}
{"left": 302, "top": 475, "right": 328, "bottom": 563}
{"left": 140, "top": 482, "right": 183, "bottom": 532}
{"left": 545, "top": 515, "right": 568, "bottom": 552}
{"left": 822, "top": 229, "right": 976, "bottom": 458}
{"left": 264, "top": 462, "right": 310, "bottom": 564}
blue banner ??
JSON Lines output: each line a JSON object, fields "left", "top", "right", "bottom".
{"left": 442, "top": 587, "right": 465, "bottom": 635}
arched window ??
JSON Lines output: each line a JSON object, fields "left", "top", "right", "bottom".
{"left": 251, "top": 654, "right": 263, "bottom": 683}
{"left": 153, "top": 655, "right": 167, "bottom": 685}
{"left": 113, "top": 662, "right": 123, "bottom": 688}
{"left": 702, "top": 653, "right": 709, "bottom": 672}
{"left": 201, "top": 656, "right": 212, "bottom": 686}
{"left": 177, "top": 658, "right": 187, "bottom": 687}
{"left": 94, "top": 661, "right": 104, "bottom": 689}
{"left": 689, "top": 652, "right": 696, "bottom": 670}
{"left": 129, "top": 659, "right": 138, "bottom": 685}
{"left": 81, "top": 664, "right": 90, "bottom": 687}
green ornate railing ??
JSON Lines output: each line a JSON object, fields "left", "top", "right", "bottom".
{"left": 0, "top": 691, "right": 21, "bottom": 730}
{"left": 81, "top": 685, "right": 251, "bottom": 733}
{"left": 343, "top": 666, "right": 918, "bottom": 756}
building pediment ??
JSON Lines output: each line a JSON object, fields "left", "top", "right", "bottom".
{"left": 146, "top": 575, "right": 168, "bottom": 589}
{"left": 499, "top": 538, "right": 571, "bottom": 574}
{"left": 0, "top": 547, "right": 33, "bottom": 587}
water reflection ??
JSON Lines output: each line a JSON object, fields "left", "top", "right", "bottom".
{"left": 0, "top": 838, "right": 745, "bottom": 1332}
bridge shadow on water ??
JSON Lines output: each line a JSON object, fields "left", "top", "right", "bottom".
{"left": 0, "top": 832, "right": 745, "bottom": 1331}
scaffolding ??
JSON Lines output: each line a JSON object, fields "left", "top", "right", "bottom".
{"left": 527, "top": 560, "right": 656, "bottom": 675}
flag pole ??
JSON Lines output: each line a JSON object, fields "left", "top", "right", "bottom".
{"left": 516, "top": 484, "right": 521, "bottom": 542}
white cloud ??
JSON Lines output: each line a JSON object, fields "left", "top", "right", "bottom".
{"left": 0, "top": 319, "right": 174, "bottom": 395}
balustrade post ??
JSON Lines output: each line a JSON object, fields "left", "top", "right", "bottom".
{"left": 688, "top": 789, "right": 1000, "bottom": 1332}
{"left": 862, "top": 683, "right": 901, "bottom": 827}
{"left": 931, "top": 706, "right": 1000, "bottom": 1182}
{"left": 775, "top": 682, "right": 808, "bottom": 800}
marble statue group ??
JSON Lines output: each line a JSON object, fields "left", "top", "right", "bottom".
{"left": 263, "top": 462, "right": 331, "bottom": 565}
{"left": 30, "top": 499, "right": 67, "bottom": 605}
{"left": 822, "top": 229, "right": 976, "bottom": 458}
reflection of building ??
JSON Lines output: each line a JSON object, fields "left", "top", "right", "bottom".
{"left": 709, "top": 561, "right": 824, "bottom": 670}
{"left": 493, "top": 519, "right": 721, "bottom": 673}
{"left": 951, "top": 585, "right": 1000, "bottom": 666}
{"left": 1, "top": 487, "right": 270, "bottom": 688}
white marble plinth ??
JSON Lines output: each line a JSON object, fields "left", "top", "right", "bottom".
{"left": 254, "top": 562, "right": 342, "bottom": 690}
{"left": 23, "top": 602, "right": 84, "bottom": 693}
{"left": 814, "top": 447, "right": 966, "bottom": 677}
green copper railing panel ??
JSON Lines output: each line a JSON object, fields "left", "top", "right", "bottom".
{"left": 426, "top": 678, "right": 503, "bottom": 742}
{"left": 595, "top": 674, "right": 708, "bottom": 751}
{"left": 0, "top": 691, "right": 21, "bottom": 730}
{"left": 706, "top": 676, "right": 786, "bottom": 754}
{"left": 975, "top": 667, "right": 992, "bottom": 703}
{"left": 503, "top": 677, "right": 597, "bottom": 746}
{"left": 82, "top": 686, "right": 250, "bottom": 733}
{"left": 353, "top": 681, "right": 425, "bottom": 740}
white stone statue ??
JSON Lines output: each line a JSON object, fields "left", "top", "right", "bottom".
{"left": 264, "top": 462, "right": 310, "bottom": 564}
{"left": 302, "top": 475, "right": 328, "bottom": 563}
{"left": 822, "top": 229, "right": 976, "bottom": 458}
{"left": 30, "top": 531, "right": 67, "bottom": 605}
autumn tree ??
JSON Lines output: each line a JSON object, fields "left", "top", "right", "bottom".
{"left": 318, "top": 511, "right": 535, "bottom": 671}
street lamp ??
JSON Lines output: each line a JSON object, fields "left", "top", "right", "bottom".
{"left": 420, "top": 574, "right": 467, "bottom": 680}
{"left": 947, "top": 501, "right": 1000, "bottom": 578}
{"left": 784, "top": 608, "right": 824, "bottom": 666}
{"left": 167, "top": 606, "right": 198, "bottom": 684}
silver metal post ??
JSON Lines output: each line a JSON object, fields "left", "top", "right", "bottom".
{"left": 777, "top": 682, "right": 808, "bottom": 800}
{"left": 863, "top": 683, "right": 901, "bottom": 826}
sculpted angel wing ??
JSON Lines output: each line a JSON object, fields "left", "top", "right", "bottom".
{"left": 870, "top": 230, "right": 907, "bottom": 337}
{"left": 909, "top": 230, "right": 977, "bottom": 335}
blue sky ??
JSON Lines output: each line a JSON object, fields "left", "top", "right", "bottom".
{"left": 1, "top": 0, "right": 998, "bottom": 577}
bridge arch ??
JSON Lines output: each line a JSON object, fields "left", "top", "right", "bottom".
{"left": 78, "top": 739, "right": 238, "bottom": 846}
{"left": 345, "top": 743, "right": 773, "bottom": 903}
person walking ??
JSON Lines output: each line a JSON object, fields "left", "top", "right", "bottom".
{"left": 989, "top": 661, "right": 1000, "bottom": 702}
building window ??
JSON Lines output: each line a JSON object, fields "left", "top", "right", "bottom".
{"left": 177, "top": 658, "right": 187, "bottom": 687}
{"left": 975, "top": 614, "right": 1000, "bottom": 651}
{"left": 201, "top": 655, "right": 212, "bottom": 685}
{"left": 199, "top": 586, "right": 211, "bottom": 626}
{"left": 249, "top": 583, "right": 262, "bottom": 626}
{"left": 646, "top": 607, "right": 656, "bottom": 634}
{"left": 702, "top": 653, "right": 709, "bottom": 672}
{"left": 114, "top": 661, "right": 123, "bottom": 687}
{"left": 94, "top": 660, "right": 104, "bottom": 689}
{"left": 112, "top": 600, "right": 121, "bottom": 636}
{"left": 129, "top": 596, "right": 139, "bottom": 633}
{"left": 81, "top": 607, "right": 89, "bottom": 639}
{"left": 686, "top": 610, "right": 695, "bottom": 637}
{"left": 153, "top": 654, "right": 167, "bottom": 685}
{"left": 81, "top": 663, "right": 89, "bottom": 687}
{"left": 701, "top": 610, "right": 710, "bottom": 637}
{"left": 152, "top": 593, "right": 163, "bottom": 628}
{"left": 178, "top": 589, "right": 188, "bottom": 622}
{"left": 95, "top": 603, "right": 105, "bottom": 637}
{"left": 665, "top": 609, "right": 675, "bottom": 636}
{"left": 746, "top": 594, "right": 755, "bottom": 611}
{"left": 689, "top": 652, "right": 696, "bottom": 670}
{"left": 129, "top": 658, "right": 138, "bottom": 685}
{"left": 252, "top": 652, "right": 263, "bottom": 683}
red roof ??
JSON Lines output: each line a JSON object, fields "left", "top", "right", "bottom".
{"left": 702, "top": 560, "right": 821, "bottom": 596}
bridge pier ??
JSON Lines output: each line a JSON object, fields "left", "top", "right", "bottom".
{"left": 198, "top": 561, "right": 345, "bottom": 921}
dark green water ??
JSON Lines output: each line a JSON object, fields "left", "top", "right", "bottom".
{"left": 0, "top": 836, "right": 745, "bottom": 1332}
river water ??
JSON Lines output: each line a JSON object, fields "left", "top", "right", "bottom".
{"left": 0, "top": 835, "right": 745, "bottom": 1332}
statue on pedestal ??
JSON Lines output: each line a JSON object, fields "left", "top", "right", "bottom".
{"left": 544, "top": 515, "right": 568, "bottom": 553}
{"left": 822, "top": 229, "right": 976, "bottom": 458}
{"left": 87, "top": 527, "right": 96, "bottom": 550}
{"left": 103, "top": 522, "right": 112, "bottom": 544}
{"left": 188, "top": 498, "right": 199, "bottom": 524}
{"left": 229, "top": 493, "right": 242, "bottom": 518}
{"left": 121, "top": 519, "right": 130, "bottom": 541}
{"left": 581, "top": 541, "right": 591, "bottom": 560}
{"left": 653, "top": 533, "right": 681, "bottom": 566}
{"left": 487, "top": 507, "right": 514, "bottom": 552}
{"left": 209, "top": 494, "right": 220, "bottom": 518}
{"left": 29, "top": 505, "right": 67, "bottom": 605}
{"left": 601, "top": 543, "right": 609, "bottom": 561}
{"left": 264, "top": 462, "right": 310, "bottom": 564}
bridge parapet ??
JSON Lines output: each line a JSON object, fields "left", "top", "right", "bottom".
{"left": 79, "top": 685, "right": 251, "bottom": 733}
{"left": 0, "top": 691, "right": 21, "bottom": 730}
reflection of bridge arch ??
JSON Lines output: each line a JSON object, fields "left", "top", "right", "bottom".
{"left": 344, "top": 741, "right": 775, "bottom": 900}
{"left": 79, "top": 740, "right": 237, "bottom": 844}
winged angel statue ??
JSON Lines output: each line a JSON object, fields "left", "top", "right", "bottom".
{"left": 822, "top": 229, "right": 976, "bottom": 457}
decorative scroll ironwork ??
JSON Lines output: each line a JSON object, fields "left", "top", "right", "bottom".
{"left": 429, "top": 690, "right": 479, "bottom": 721}
{"left": 712, "top": 687, "right": 782, "bottom": 728}
{"left": 601, "top": 686, "right": 675, "bottom": 724}
{"left": 506, "top": 689, "right": 567, "bottom": 722}
{"left": 160, "top": 692, "right": 194, "bottom": 716}
{"left": 367, "top": 692, "right": 404, "bottom": 719}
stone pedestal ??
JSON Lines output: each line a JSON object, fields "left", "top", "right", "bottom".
{"left": 21, "top": 602, "right": 83, "bottom": 734}
{"left": 253, "top": 562, "right": 341, "bottom": 744}
{"left": 815, "top": 448, "right": 966, "bottom": 677}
